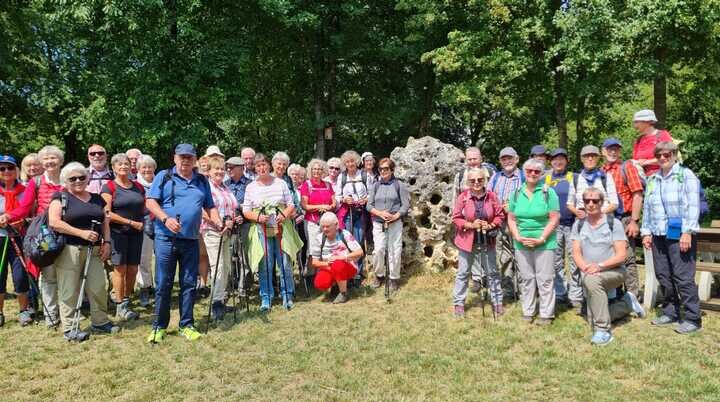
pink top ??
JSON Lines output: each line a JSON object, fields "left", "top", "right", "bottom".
{"left": 298, "top": 179, "right": 335, "bottom": 224}
{"left": 8, "top": 174, "right": 64, "bottom": 221}
{"left": 452, "top": 189, "right": 505, "bottom": 252}
{"left": 632, "top": 129, "right": 672, "bottom": 177}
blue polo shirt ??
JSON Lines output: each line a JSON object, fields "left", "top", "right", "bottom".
{"left": 149, "top": 167, "right": 215, "bottom": 240}
{"left": 544, "top": 171, "right": 576, "bottom": 226}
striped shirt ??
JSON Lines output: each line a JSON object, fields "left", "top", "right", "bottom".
{"left": 242, "top": 177, "right": 294, "bottom": 213}
{"left": 201, "top": 180, "right": 238, "bottom": 233}
{"left": 488, "top": 168, "right": 523, "bottom": 203}
{"left": 641, "top": 163, "right": 701, "bottom": 236}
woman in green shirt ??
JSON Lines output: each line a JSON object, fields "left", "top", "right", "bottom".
{"left": 507, "top": 159, "right": 560, "bottom": 325}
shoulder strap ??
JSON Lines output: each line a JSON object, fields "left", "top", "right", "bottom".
{"left": 341, "top": 172, "right": 348, "bottom": 189}
{"left": 542, "top": 184, "right": 549, "bottom": 204}
{"left": 107, "top": 180, "right": 117, "bottom": 201}
{"left": 393, "top": 178, "right": 401, "bottom": 199}
{"left": 60, "top": 191, "right": 68, "bottom": 219}
{"left": 338, "top": 230, "right": 351, "bottom": 251}
{"left": 576, "top": 218, "right": 585, "bottom": 234}
{"left": 319, "top": 234, "right": 326, "bottom": 261}
{"left": 607, "top": 214, "right": 615, "bottom": 232}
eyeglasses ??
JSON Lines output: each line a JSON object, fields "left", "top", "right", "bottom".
{"left": 0, "top": 166, "right": 16, "bottom": 172}
{"left": 468, "top": 178, "right": 485, "bottom": 184}
{"left": 583, "top": 198, "right": 601, "bottom": 205}
{"left": 67, "top": 175, "right": 87, "bottom": 183}
{"left": 379, "top": 167, "right": 391, "bottom": 172}
{"left": 583, "top": 154, "right": 599, "bottom": 159}
{"left": 656, "top": 152, "right": 673, "bottom": 159}
{"left": 328, "top": 166, "right": 341, "bottom": 171}
{"left": 524, "top": 169, "right": 542, "bottom": 176}
{"left": 88, "top": 151, "right": 106, "bottom": 157}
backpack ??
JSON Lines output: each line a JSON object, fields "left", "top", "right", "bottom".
{"left": 23, "top": 192, "right": 68, "bottom": 268}
{"left": 150, "top": 169, "right": 209, "bottom": 236}
{"left": 372, "top": 177, "right": 402, "bottom": 200}
{"left": 575, "top": 214, "right": 616, "bottom": 234}
{"left": 646, "top": 166, "right": 710, "bottom": 219}
{"left": 341, "top": 170, "right": 368, "bottom": 198}
{"left": 318, "top": 230, "right": 352, "bottom": 261}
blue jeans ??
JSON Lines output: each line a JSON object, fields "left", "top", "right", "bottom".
{"left": 257, "top": 227, "right": 294, "bottom": 301}
{"left": 153, "top": 236, "right": 199, "bottom": 329}
{"left": 343, "top": 209, "right": 365, "bottom": 278}
{"left": 0, "top": 236, "right": 29, "bottom": 294}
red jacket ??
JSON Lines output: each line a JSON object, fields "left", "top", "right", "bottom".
{"left": 452, "top": 189, "right": 505, "bottom": 252}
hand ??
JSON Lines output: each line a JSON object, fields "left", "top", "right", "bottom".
{"left": 83, "top": 230, "right": 100, "bottom": 243}
{"left": 585, "top": 263, "right": 601, "bottom": 275}
{"left": 234, "top": 215, "right": 244, "bottom": 224}
{"left": 503, "top": 202, "right": 510, "bottom": 213}
{"left": 257, "top": 214, "right": 269, "bottom": 224}
{"left": 276, "top": 213, "right": 285, "bottom": 225}
{"left": 222, "top": 219, "right": 233, "bottom": 234}
{"left": 679, "top": 233, "right": 692, "bottom": 253}
{"left": 0, "top": 214, "right": 7, "bottom": 227}
{"left": 625, "top": 221, "right": 640, "bottom": 238}
{"left": 388, "top": 212, "right": 400, "bottom": 223}
{"left": 295, "top": 215, "right": 304, "bottom": 225}
{"left": 164, "top": 217, "right": 181, "bottom": 233}
{"left": 642, "top": 235, "right": 652, "bottom": 250}
{"left": 358, "top": 198, "right": 367, "bottom": 205}
{"left": 100, "top": 243, "right": 111, "bottom": 260}
{"left": 344, "top": 196, "right": 354, "bottom": 205}
{"left": 575, "top": 209, "right": 586, "bottom": 219}
{"left": 381, "top": 211, "right": 393, "bottom": 221}
{"left": 130, "top": 220, "right": 144, "bottom": 232}
{"left": 519, "top": 237, "right": 537, "bottom": 248}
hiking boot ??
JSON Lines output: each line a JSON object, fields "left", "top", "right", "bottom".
{"left": 45, "top": 315, "right": 59, "bottom": 329}
{"left": 493, "top": 304, "right": 505, "bottom": 317}
{"left": 454, "top": 305, "right": 465, "bottom": 318}
{"left": 91, "top": 321, "right": 121, "bottom": 334}
{"left": 179, "top": 326, "right": 202, "bottom": 341}
{"left": 675, "top": 321, "right": 701, "bottom": 335}
{"left": 283, "top": 295, "right": 294, "bottom": 310}
{"left": 622, "top": 291, "right": 646, "bottom": 319}
{"left": 260, "top": 297, "right": 271, "bottom": 312}
{"left": 19, "top": 310, "right": 33, "bottom": 327}
{"left": 0, "top": 312, "right": 4, "bottom": 327}
{"left": 212, "top": 301, "right": 226, "bottom": 321}
{"left": 146, "top": 328, "right": 167, "bottom": 344}
{"left": 389, "top": 279, "right": 399, "bottom": 292}
{"left": 116, "top": 300, "right": 139, "bottom": 321}
{"left": 651, "top": 315, "right": 678, "bottom": 327}
{"left": 64, "top": 329, "right": 90, "bottom": 342}
{"left": 470, "top": 279, "right": 482, "bottom": 294}
{"left": 590, "top": 330, "right": 614, "bottom": 346}
{"left": 535, "top": 317, "right": 553, "bottom": 326}
{"left": 138, "top": 288, "right": 152, "bottom": 308}
{"left": 333, "top": 292, "right": 349, "bottom": 304}
{"left": 371, "top": 276, "right": 384, "bottom": 289}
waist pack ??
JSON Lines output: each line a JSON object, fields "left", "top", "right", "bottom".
{"left": 23, "top": 192, "right": 67, "bottom": 268}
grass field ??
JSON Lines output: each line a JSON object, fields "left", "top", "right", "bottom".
{"left": 0, "top": 273, "right": 718, "bottom": 402}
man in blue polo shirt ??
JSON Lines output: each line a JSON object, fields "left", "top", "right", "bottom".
{"left": 146, "top": 144, "right": 223, "bottom": 343}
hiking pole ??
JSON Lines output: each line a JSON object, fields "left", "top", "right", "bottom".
{"left": 0, "top": 236, "right": 8, "bottom": 280}
{"left": 275, "top": 208, "right": 291, "bottom": 308}
{"left": 236, "top": 226, "right": 250, "bottom": 313}
{"left": 229, "top": 224, "right": 240, "bottom": 322}
{"left": 382, "top": 220, "right": 391, "bottom": 303}
{"left": 69, "top": 220, "right": 100, "bottom": 341}
{"left": 6, "top": 225, "right": 57, "bottom": 328}
{"left": 298, "top": 248, "right": 309, "bottom": 297}
{"left": 260, "top": 207, "right": 273, "bottom": 311}
{"left": 476, "top": 227, "right": 485, "bottom": 318}
{"left": 481, "top": 240, "right": 497, "bottom": 322}
{"left": 206, "top": 216, "right": 229, "bottom": 332}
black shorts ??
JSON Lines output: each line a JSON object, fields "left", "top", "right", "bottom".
{"left": 110, "top": 229, "right": 143, "bottom": 266}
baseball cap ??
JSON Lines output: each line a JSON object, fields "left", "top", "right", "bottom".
{"left": 633, "top": 109, "right": 657, "bottom": 123}
{"left": 174, "top": 143, "right": 197, "bottom": 157}
{"left": 530, "top": 145, "right": 548, "bottom": 156}
{"left": 0, "top": 155, "right": 18, "bottom": 166}
{"left": 204, "top": 145, "right": 224, "bottom": 158}
{"left": 580, "top": 145, "right": 600, "bottom": 156}
{"left": 602, "top": 138, "right": 623, "bottom": 148}
{"left": 499, "top": 147, "right": 518, "bottom": 158}
{"left": 549, "top": 148, "right": 568, "bottom": 158}
{"left": 226, "top": 156, "right": 245, "bottom": 166}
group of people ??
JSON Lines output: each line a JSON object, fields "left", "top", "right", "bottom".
{"left": 450, "top": 109, "right": 705, "bottom": 345}
{"left": 0, "top": 108, "right": 706, "bottom": 346}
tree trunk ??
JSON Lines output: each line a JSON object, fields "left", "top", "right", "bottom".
{"left": 553, "top": 67, "right": 568, "bottom": 149}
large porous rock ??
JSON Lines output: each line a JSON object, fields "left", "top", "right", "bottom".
{"left": 390, "top": 136, "right": 464, "bottom": 273}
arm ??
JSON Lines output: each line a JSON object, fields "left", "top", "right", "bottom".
{"left": 626, "top": 190, "right": 643, "bottom": 237}
{"left": 146, "top": 198, "right": 180, "bottom": 233}
{"left": 566, "top": 181, "right": 585, "bottom": 219}
{"left": 539, "top": 211, "right": 560, "bottom": 243}
{"left": 601, "top": 174, "right": 618, "bottom": 214}
{"left": 572, "top": 239, "right": 589, "bottom": 273}
{"left": 6, "top": 179, "right": 37, "bottom": 221}
{"left": 48, "top": 199, "right": 97, "bottom": 241}
{"left": 451, "top": 196, "right": 472, "bottom": 231}
{"left": 397, "top": 182, "right": 411, "bottom": 218}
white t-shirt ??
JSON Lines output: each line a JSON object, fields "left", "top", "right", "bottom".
{"left": 242, "top": 177, "right": 294, "bottom": 212}
{"left": 340, "top": 171, "right": 369, "bottom": 201}
{"left": 311, "top": 229, "right": 362, "bottom": 268}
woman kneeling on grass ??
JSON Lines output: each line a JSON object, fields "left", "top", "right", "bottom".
{"left": 310, "top": 212, "right": 364, "bottom": 304}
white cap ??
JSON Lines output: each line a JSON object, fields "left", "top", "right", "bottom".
{"left": 633, "top": 109, "right": 657, "bottom": 123}
{"left": 361, "top": 152, "right": 375, "bottom": 162}
{"left": 204, "top": 145, "right": 224, "bottom": 158}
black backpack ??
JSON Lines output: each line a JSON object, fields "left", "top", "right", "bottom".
{"left": 23, "top": 192, "right": 68, "bottom": 268}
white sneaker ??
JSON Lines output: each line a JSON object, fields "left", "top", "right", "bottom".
{"left": 623, "top": 291, "right": 646, "bottom": 318}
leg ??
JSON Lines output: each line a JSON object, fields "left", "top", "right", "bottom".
{"left": 622, "top": 217, "right": 640, "bottom": 296}
{"left": 388, "top": 220, "right": 403, "bottom": 280}
{"left": 651, "top": 236, "right": 680, "bottom": 321}
{"left": 565, "top": 227, "right": 583, "bottom": 305}
{"left": 552, "top": 226, "right": 569, "bottom": 300}
{"left": 372, "top": 221, "right": 386, "bottom": 278}
{"left": 536, "top": 250, "right": 556, "bottom": 319}
{"left": 54, "top": 245, "right": 83, "bottom": 333}
{"left": 177, "top": 239, "right": 200, "bottom": 328}
{"left": 137, "top": 233, "right": 154, "bottom": 289}
{"left": 279, "top": 250, "right": 295, "bottom": 298}
{"left": 113, "top": 265, "right": 128, "bottom": 301}
{"left": 198, "top": 236, "right": 209, "bottom": 285}
{"left": 483, "top": 247, "right": 503, "bottom": 306}
{"left": 258, "top": 228, "right": 277, "bottom": 302}
{"left": 353, "top": 211, "right": 365, "bottom": 279}
{"left": 125, "top": 265, "right": 138, "bottom": 297}
{"left": 153, "top": 237, "right": 178, "bottom": 329}
{"left": 85, "top": 252, "right": 111, "bottom": 327}
{"left": 40, "top": 264, "right": 60, "bottom": 324}
{"left": 204, "top": 231, "right": 227, "bottom": 303}
{"left": 453, "top": 249, "right": 473, "bottom": 306}
{"left": 667, "top": 237, "right": 701, "bottom": 326}
{"left": 514, "top": 249, "right": 537, "bottom": 317}
{"left": 583, "top": 270, "right": 626, "bottom": 332}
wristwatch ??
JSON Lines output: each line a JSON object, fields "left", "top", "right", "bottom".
{"left": 162, "top": 216, "right": 169, "bottom": 224}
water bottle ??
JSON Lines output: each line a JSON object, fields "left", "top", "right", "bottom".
{"left": 41, "top": 224, "right": 57, "bottom": 251}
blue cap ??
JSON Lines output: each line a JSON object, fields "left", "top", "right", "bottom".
{"left": 602, "top": 138, "right": 623, "bottom": 148}
{"left": 549, "top": 148, "right": 568, "bottom": 158}
{"left": 0, "top": 155, "right": 18, "bottom": 166}
{"left": 174, "top": 143, "right": 197, "bottom": 156}
{"left": 530, "top": 145, "right": 548, "bottom": 156}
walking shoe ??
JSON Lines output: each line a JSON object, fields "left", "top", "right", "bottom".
{"left": 493, "top": 304, "right": 505, "bottom": 316}
{"left": 590, "top": 330, "right": 614, "bottom": 346}
{"left": 333, "top": 292, "right": 349, "bottom": 304}
{"left": 64, "top": 329, "right": 90, "bottom": 342}
{"left": 535, "top": 317, "right": 553, "bottom": 326}
{"left": 179, "top": 326, "right": 202, "bottom": 341}
{"left": 146, "top": 328, "right": 167, "bottom": 344}
{"left": 389, "top": 279, "right": 399, "bottom": 292}
{"left": 0, "top": 312, "right": 4, "bottom": 327}
{"left": 116, "top": 299, "right": 139, "bottom": 321}
{"left": 27, "top": 306, "right": 37, "bottom": 319}
{"left": 651, "top": 315, "right": 678, "bottom": 327}
{"left": 453, "top": 305, "right": 465, "bottom": 318}
{"left": 138, "top": 288, "right": 151, "bottom": 307}
{"left": 91, "top": 321, "right": 121, "bottom": 334}
{"left": 622, "top": 291, "right": 646, "bottom": 318}
{"left": 522, "top": 315, "right": 534, "bottom": 323}
{"left": 470, "top": 279, "right": 482, "bottom": 294}
{"left": 283, "top": 296, "right": 294, "bottom": 310}
{"left": 45, "top": 315, "right": 59, "bottom": 329}
{"left": 260, "top": 297, "right": 271, "bottom": 312}
{"left": 18, "top": 310, "right": 33, "bottom": 327}
{"left": 675, "top": 321, "right": 701, "bottom": 335}
{"left": 371, "top": 276, "right": 384, "bottom": 289}
{"left": 212, "top": 301, "right": 226, "bottom": 321}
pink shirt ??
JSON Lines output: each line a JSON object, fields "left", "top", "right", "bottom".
{"left": 201, "top": 180, "right": 238, "bottom": 233}
{"left": 632, "top": 129, "right": 672, "bottom": 177}
{"left": 298, "top": 179, "right": 335, "bottom": 224}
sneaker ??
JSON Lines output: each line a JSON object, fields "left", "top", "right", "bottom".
{"left": 535, "top": 317, "right": 553, "bottom": 326}
{"left": 146, "top": 328, "right": 167, "bottom": 344}
{"left": 389, "top": 279, "right": 399, "bottom": 292}
{"left": 493, "top": 304, "right": 505, "bottom": 316}
{"left": 138, "top": 288, "right": 151, "bottom": 308}
{"left": 179, "top": 326, "right": 202, "bottom": 341}
{"left": 675, "top": 321, "right": 701, "bottom": 335}
{"left": 622, "top": 291, "right": 646, "bottom": 319}
{"left": 651, "top": 315, "right": 678, "bottom": 327}
{"left": 522, "top": 315, "right": 534, "bottom": 323}
{"left": 18, "top": 310, "right": 33, "bottom": 326}
{"left": 27, "top": 306, "right": 37, "bottom": 319}
{"left": 64, "top": 329, "right": 90, "bottom": 342}
{"left": 260, "top": 297, "right": 271, "bottom": 312}
{"left": 371, "top": 276, "right": 384, "bottom": 289}
{"left": 454, "top": 305, "right": 465, "bottom": 318}
{"left": 91, "top": 321, "right": 121, "bottom": 334}
{"left": 470, "top": 280, "right": 482, "bottom": 294}
{"left": 283, "top": 296, "right": 294, "bottom": 310}
{"left": 590, "top": 330, "right": 614, "bottom": 346}
{"left": 212, "top": 301, "right": 226, "bottom": 321}
{"left": 333, "top": 292, "right": 349, "bottom": 304}
{"left": 45, "top": 315, "right": 59, "bottom": 329}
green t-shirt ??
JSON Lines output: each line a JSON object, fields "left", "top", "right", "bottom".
{"left": 508, "top": 183, "right": 560, "bottom": 250}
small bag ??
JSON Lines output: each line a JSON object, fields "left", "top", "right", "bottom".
{"left": 666, "top": 217, "right": 682, "bottom": 240}
{"left": 265, "top": 214, "right": 278, "bottom": 237}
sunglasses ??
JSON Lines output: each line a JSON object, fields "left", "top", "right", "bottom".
{"left": 328, "top": 166, "right": 341, "bottom": 171}
{"left": 656, "top": 152, "right": 673, "bottom": 159}
{"left": 0, "top": 166, "right": 16, "bottom": 172}
{"left": 88, "top": 151, "right": 106, "bottom": 157}
{"left": 379, "top": 167, "right": 391, "bottom": 172}
{"left": 468, "top": 178, "right": 485, "bottom": 184}
{"left": 583, "top": 198, "right": 601, "bottom": 205}
{"left": 524, "top": 169, "right": 542, "bottom": 176}
{"left": 68, "top": 175, "right": 87, "bottom": 183}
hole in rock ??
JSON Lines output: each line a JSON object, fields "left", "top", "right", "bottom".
{"left": 430, "top": 193, "right": 442, "bottom": 205}
{"left": 409, "top": 177, "right": 417, "bottom": 186}
{"left": 423, "top": 246, "right": 434, "bottom": 258}
{"left": 441, "top": 206, "right": 450, "bottom": 214}
{"left": 416, "top": 206, "right": 432, "bottom": 229}
{"left": 441, "top": 176, "right": 450, "bottom": 184}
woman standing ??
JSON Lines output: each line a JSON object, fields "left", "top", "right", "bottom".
{"left": 339, "top": 151, "right": 369, "bottom": 286}
{"left": 451, "top": 168, "right": 505, "bottom": 318}
{"left": 49, "top": 162, "right": 119, "bottom": 342}
{"left": 367, "top": 158, "right": 410, "bottom": 291}
{"left": 243, "top": 154, "right": 302, "bottom": 311}
{"left": 631, "top": 109, "right": 673, "bottom": 177}
{"left": 135, "top": 155, "right": 156, "bottom": 307}
{"left": 507, "top": 159, "right": 560, "bottom": 325}
{"left": 101, "top": 154, "right": 146, "bottom": 321}
{"left": 325, "top": 157, "right": 344, "bottom": 212}
{"left": 20, "top": 153, "right": 43, "bottom": 184}
{"left": 201, "top": 157, "right": 237, "bottom": 320}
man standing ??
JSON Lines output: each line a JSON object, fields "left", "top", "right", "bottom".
{"left": 87, "top": 144, "right": 113, "bottom": 194}
{"left": 126, "top": 148, "right": 142, "bottom": 179}
{"left": 241, "top": 147, "right": 257, "bottom": 180}
{"left": 225, "top": 157, "right": 250, "bottom": 206}
{"left": 530, "top": 145, "right": 550, "bottom": 167}
{"left": 453, "top": 147, "right": 497, "bottom": 202}
{"left": 601, "top": 138, "right": 644, "bottom": 298}
{"left": 146, "top": 144, "right": 224, "bottom": 343}
{"left": 567, "top": 145, "right": 619, "bottom": 219}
